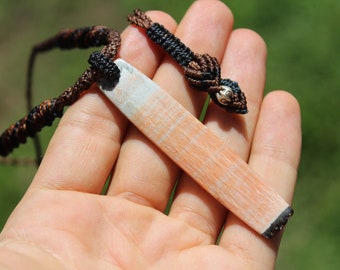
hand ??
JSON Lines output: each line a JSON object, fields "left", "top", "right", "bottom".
{"left": 0, "top": 1, "right": 301, "bottom": 269}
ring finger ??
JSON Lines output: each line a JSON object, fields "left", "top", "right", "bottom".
{"left": 168, "top": 28, "right": 267, "bottom": 242}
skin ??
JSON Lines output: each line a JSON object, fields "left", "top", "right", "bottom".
{"left": 0, "top": 0, "right": 301, "bottom": 269}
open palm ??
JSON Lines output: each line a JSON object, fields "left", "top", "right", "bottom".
{"left": 2, "top": 190, "right": 258, "bottom": 269}
{"left": 0, "top": 1, "right": 301, "bottom": 269}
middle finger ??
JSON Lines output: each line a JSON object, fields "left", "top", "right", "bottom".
{"left": 107, "top": 0, "right": 233, "bottom": 211}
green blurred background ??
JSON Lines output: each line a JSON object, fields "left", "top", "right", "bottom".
{"left": 0, "top": 0, "right": 339, "bottom": 268}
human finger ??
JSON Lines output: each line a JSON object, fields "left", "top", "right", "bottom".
{"left": 107, "top": 0, "right": 233, "bottom": 211}
{"left": 219, "top": 91, "right": 301, "bottom": 269}
{"left": 169, "top": 28, "right": 267, "bottom": 241}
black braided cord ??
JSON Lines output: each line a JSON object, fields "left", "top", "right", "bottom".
{"left": 147, "top": 23, "right": 194, "bottom": 67}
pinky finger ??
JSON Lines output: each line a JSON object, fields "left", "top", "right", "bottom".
{"left": 249, "top": 91, "right": 301, "bottom": 204}
{"left": 219, "top": 90, "right": 302, "bottom": 269}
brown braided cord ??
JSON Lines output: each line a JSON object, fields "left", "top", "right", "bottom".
{"left": 1, "top": 27, "right": 121, "bottom": 158}
{"left": 27, "top": 26, "right": 121, "bottom": 109}
{"left": 0, "top": 68, "right": 100, "bottom": 156}
{"left": 127, "top": 9, "right": 152, "bottom": 29}
{"left": 100, "top": 29, "right": 121, "bottom": 59}
{"left": 184, "top": 54, "right": 222, "bottom": 93}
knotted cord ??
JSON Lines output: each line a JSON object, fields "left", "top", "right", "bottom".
{"left": 128, "top": 9, "right": 248, "bottom": 114}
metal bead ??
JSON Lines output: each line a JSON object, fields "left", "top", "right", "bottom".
{"left": 215, "top": 85, "right": 233, "bottom": 105}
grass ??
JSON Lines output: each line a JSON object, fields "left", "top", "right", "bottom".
{"left": 0, "top": 0, "right": 339, "bottom": 269}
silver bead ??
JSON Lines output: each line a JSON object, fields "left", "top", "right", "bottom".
{"left": 215, "top": 85, "right": 233, "bottom": 105}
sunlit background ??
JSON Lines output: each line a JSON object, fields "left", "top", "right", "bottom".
{"left": 0, "top": 0, "right": 339, "bottom": 269}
